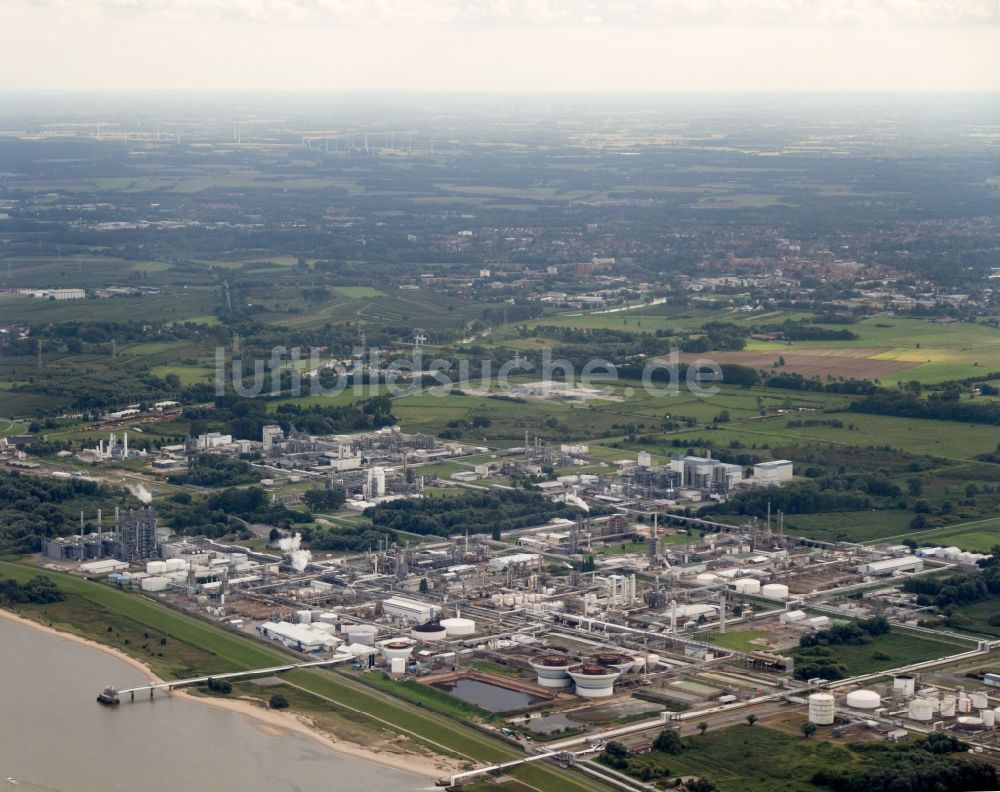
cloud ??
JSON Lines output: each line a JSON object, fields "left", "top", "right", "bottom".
{"left": 13, "top": 0, "right": 1000, "bottom": 27}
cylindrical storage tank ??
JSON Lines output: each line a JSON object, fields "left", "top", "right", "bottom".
{"left": 318, "top": 612, "right": 338, "bottom": 624}
{"left": 296, "top": 610, "right": 312, "bottom": 624}
{"left": 164, "top": 558, "right": 186, "bottom": 572}
{"left": 389, "top": 657, "right": 406, "bottom": 675}
{"left": 529, "top": 654, "right": 578, "bottom": 688}
{"left": 410, "top": 621, "right": 448, "bottom": 642}
{"left": 940, "top": 696, "right": 957, "bottom": 717}
{"left": 440, "top": 617, "right": 476, "bottom": 637}
{"left": 893, "top": 675, "right": 916, "bottom": 697}
{"left": 909, "top": 699, "right": 934, "bottom": 722}
{"left": 981, "top": 709, "right": 996, "bottom": 728}
{"left": 762, "top": 583, "right": 789, "bottom": 599}
{"left": 146, "top": 560, "right": 167, "bottom": 575}
{"left": 696, "top": 573, "right": 718, "bottom": 586}
{"left": 734, "top": 578, "right": 761, "bottom": 595}
{"left": 140, "top": 576, "right": 168, "bottom": 592}
{"left": 503, "top": 594, "right": 515, "bottom": 607}
{"left": 808, "top": 693, "right": 835, "bottom": 725}
{"left": 845, "top": 690, "right": 881, "bottom": 710}
{"left": 645, "top": 654, "right": 661, "bottom": 671}
{"left": 957, "top": 716, "right": 984, "bottom": 731}
{"left": 958, "top": 696, "right": 972, "bottom": 714}
{"left": 380, "top": 639, "right": 415, "bottom": 662}
{"left": 971, "top": 690, "right": 989, "bottom": 709}
{"left": 346, "top": 624, "right": 378, "bottom": 646}
{"left": 568, "top": 664, "right": 621, "bottom": 699}
{"left": 994, "top": 706, "right": 1000, "bottom": 723}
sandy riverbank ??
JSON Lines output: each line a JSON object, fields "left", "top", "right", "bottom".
{"left": 0, "top": 607, "right": 459, "bottom": 780}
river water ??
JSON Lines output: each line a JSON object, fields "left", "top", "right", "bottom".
{"left": 0, "top": 617, "right": 427, "bottom": 792}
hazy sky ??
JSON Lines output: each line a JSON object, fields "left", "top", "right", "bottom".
{"left": 4, "top": 0, "right": 999, "bottom": 91}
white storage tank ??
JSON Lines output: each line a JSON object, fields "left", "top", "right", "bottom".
{"left": 389, "top": 657, "right": 406, "bottom": 675}
{"left": 297, "top": 610, "right": 312, "bottom": 624}
{"left": 568, "top": 664, "right": 621, "bottom": 698}
{"left": 695, "top": 573, "right": 718, "bottom": 586}
{"left": 808, "top": 693, "right": 835, "bottom": 725}
{"left": 893, "top": 675, "right": 916, "bottom": 697}
{"left": 733, "top": 578, "right": 761, "bottom": 595}
{"left": 845, "top": 690, "right": 881, "bottom": 710}
{"left": 957, "top": 715, "right": 984, "bottom": 731}
{"left": 146, "top": 560, "right": 167, "bottom": 575}
{"left": 981, "top": 709, "right": 996, "bottom": 728}
{"left": 971, "top": 690, "right": 989, "bottom": 709}
{"left": 347, "top": 624, "right": 378, "bottom": 646}
{"left": 761, "top": 583, "right": 789, "bottom": 599}
{"left": 318, "top": 612, "right": 338, "bottom": 624}
{"left": 440, "top": 617, "right": 476, "bottom": 637}
{"left": 529, "top": 654, "right": 578, "bottom": 688}
{"left": 909, "top": 699, "right": 934, "bottom": 721}
{"left": 141, "top": 576, "right": 168, "bottom": 592}
{"left": 410, "top": 622, "right": 448, "bottom": 642}
{"left": 164, "top": 558, "right": 186, "bottom": 573}
{"left": 958, "top": 696, "right": 972, "bottom": 713}
{"left": 940, "top": 696, "right": 957, "bottom": 717}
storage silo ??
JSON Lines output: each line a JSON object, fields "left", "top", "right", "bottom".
{"left": 346, "top": 624, "right": 378, "bottom": 645}
{"left": 845, "top": 690, "right": 881, "bottom": 710}
{"left": 440, "top": 616, "right": 476, "bottom": 637}
{"left": 808, "top": 693, "right": 835, "bottom": 725}
{"left": 389, "top": 657, "right": 406, "bottom": 675}
{"left": 957, "top": 716, "right": 984, "bottom": 731}
{"left": 981, "top": 709, "right": 996, "bottom": 728}
{"left": 893, "top": 675, "right": 915, "bottom": 697}
{"left": 940, "top": 695, "right": 957, "bottom": 717}
{"left": 908, "top": 699, "right": 934, "bottom": 721}
{"left": 733, "top": 578, "right": 761, "bottom": 595}
{"left": 761, "top": 583, "right": 789, "bottom": 599}
{"left": 971, "top": 690, "right": 989, "bottom": 709}
{"left": 410, "top": 621, "right": 448, "bottom": 642}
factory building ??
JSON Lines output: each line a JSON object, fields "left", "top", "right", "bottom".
{"left": 262, "top": 424, "right": 284, "bottom": 455}
{"left": 752, "top": 460, "right": 794, "bottom": 485}
{"left": 381, "top": 596, "right": 440, "bottom": 624}
{"left": 670, "top": 455, "right": 743, "bottom": 494}
{"left": 857, "top": 556, "right": 923, "bottom": 577}
{"left": 116, "top": 507, "right": 159, "bottom": 564}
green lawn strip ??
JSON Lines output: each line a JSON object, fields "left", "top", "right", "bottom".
{"left": 362, "top": 672, "right": 492, "bottom": 719}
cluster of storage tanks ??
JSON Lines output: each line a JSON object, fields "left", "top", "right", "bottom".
{"left": 409, "top": 617, "right": 476, "bottom": 642}
{"left": 528, "top": 651, "right": 660, "bottom": 698}
{"left": 694, "top": 572, "right": 787, "bottom": 599}
{"left": 895, "top": 676, "right": 999, "bottom": 730}
{"left": 808, "top": 675, "right": 998, "bottom": 733}
{"left": 489, "top": 592, "right": 551, "bottom": 608}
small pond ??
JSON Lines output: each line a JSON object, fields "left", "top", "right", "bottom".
{"left": 432, "top": 677, "right": 546, "bottom": 711}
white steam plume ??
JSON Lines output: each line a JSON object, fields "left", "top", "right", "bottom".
{"left": 278, "top": 532, "right": 312, "bottom": 572}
